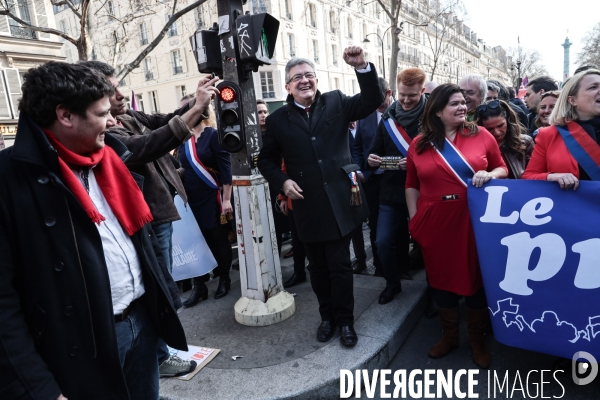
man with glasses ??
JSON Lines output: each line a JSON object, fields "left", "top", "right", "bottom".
{"left": 524, "top": 76, "right": 558, "bottom": 135}
{"left": 258, "top": 47, "right": 383, "bottom": 347}
{"left": 459, "top": 74, "right": 487, "bottom": 121}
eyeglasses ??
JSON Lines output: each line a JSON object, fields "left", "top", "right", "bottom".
{"left": 541, "top": 90, "right": 560, "bottom": 99}
{"left": 287, "top": 72, "right": 316, "bottom": 84}
{"left": 477, "top": 99, "right": 500, "bottom": 114}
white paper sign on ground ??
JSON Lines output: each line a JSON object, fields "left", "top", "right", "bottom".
{"left": 166, "top": 345, "right": 220, "bottom": 381}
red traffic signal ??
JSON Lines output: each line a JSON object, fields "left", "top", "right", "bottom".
{"left": 215, "top": 81, "right": 245, "bottom": 153}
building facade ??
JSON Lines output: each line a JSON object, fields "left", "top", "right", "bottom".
{"left": 50, "top": 0, "right": 510, "bottom": 116}
{"left": 0, "top": 0, "right": 63, "bottom": 148}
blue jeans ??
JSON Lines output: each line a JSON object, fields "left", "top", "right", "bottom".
{"left": 376, "top": 203, "right": 410, "bottom": 287}
{"left": 152, "top": 222, "right": 174, "bottom": 364}
{"left": 115, "top": 299, "right": 160, "bottom": 400}
{"left": 152, "top": 222, "right": 173, "bottom": 273}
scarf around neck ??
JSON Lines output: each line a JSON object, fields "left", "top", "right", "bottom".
{"left": 43, "top": 129, "right": 153, "bottom": 236}
{"left": 394, "top": 94, "right": 426, "bottom": 128}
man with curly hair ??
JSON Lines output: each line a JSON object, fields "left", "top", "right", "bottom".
{"left": 0, "top": 61, "right": 188, "bottom": 400}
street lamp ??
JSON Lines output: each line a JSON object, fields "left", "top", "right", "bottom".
{"left": 516, "top": 60, "right": 522, "bottom": 90}
{"left": 363, "top": 25, "right": 402, "bottom": 80}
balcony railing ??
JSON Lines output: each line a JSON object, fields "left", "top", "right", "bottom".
{"left": 173, "top": 66, "right": 183, "bottom": 74}
{"left": 140, "top": 37, "right": 148, "bottom": 45}
{"left": 10, "top": 25, "right": 36, "bottom": 39}
{"left": 144, "top": 71, "right": 154, "bottom": 81}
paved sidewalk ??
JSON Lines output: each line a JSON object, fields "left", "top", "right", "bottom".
{"left": 160, "top": 239, "right": 427, "bottom": 400}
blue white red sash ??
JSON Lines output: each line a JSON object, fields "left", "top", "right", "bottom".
{"left": 556, "top": 122, "right": 600, "bottom": 181}
{"left": 185, "top": 139, "right": 218, "bottom": 189}
{"left": 433, "top": 137, "right": 475, "bottom": 187}
{"left": 382, "top": 117, "right": 412, "bottom": 157}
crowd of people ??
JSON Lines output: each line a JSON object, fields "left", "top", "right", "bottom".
{"left": 0, "top": 47, "right": 598, "bottom": 399}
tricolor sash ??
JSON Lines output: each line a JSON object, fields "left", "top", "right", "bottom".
{"left": 382, "top": 117, "right": 412, "bottom": 156}
{"left": 432, "top": 137, "right": 475, "bottom": 187}
{"left": 185, "top": 138, "right": 218, "bottom": 189}
{"left": 556, "top": 122, "right": 600, "bottom": 181}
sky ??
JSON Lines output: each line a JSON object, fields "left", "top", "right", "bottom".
{"left": 460, "top": 0, "right": 597, "bottom": 81}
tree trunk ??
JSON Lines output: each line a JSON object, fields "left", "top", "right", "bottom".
{"left": 389, "top": 16, "right": 399, "bottom": 96}
{"left": 77, "top": 38, "right": 88, "bottom": 60}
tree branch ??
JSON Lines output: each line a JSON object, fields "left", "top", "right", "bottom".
{"left": 51, "top": 0, "right": 81, "bottom": 19}
{"left": 118, "top": 0, "right": 207, "bottom": 80}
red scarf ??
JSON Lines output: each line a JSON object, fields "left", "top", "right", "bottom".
{"left": 43, "top": 130, "right": 153, "bottom": 236}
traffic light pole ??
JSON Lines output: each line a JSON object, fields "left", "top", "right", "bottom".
{"left": 216, "top": 0, "right": 295, "bottom": 326}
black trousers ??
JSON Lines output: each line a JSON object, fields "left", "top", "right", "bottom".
{"left": 304, "top": 232, "right": 354, "bottom": 326}
{"left": 351, "top": 225, "right": 366, "bottom": 262}
{"left": 431, "top": 286, "right": 487, "bottom": 310}
{"left": 288, "top": 209, "right": 307, "bottom": 275}
{"left": 200, "top": 224, "right": 232, "bottom": 283}
{"left": 363, "top": 174, "right": 382, "bottom": 271}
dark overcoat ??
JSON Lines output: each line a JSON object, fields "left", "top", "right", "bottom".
{"left": 258, "top": 64, "right": 383, "bottom": 242}
{"left": 0, "top": 115, "right": 187, "bottom": 400}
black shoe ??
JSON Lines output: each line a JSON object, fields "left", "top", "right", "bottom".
{"left": 352, "top": 259, "right": 367, "bottom": 274}
{"left": 373, "top": 269, "right": 384, "bottom": 277}
{"left": 339, "top": 325, "right": 358, "bottom": 347}
{"left": 283, "top": 249, "right": 294, "bottom": 259}
{"left": 214, "top": 280, "right": 230, "bottom": 299}
{"left": 283, "top": 272, "right": 306, "bottom": 288}
{"left": 182, "top": 281, "right": 208, "bottom": 307}
{"left": 317, "top": 320, "right": 337, "bottom": 342}
{"left": 378, "top": 283, "right": 402, "bottom": 304}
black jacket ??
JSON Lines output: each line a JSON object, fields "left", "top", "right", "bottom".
{"left": 351, "top": 111, "right": 378, "bottom": 180}
{"left": 258, "top": 64, "right": 383, "bottom": 242}
{"left": 0, "top": 115, "right": 187, "bottom": 400}
{"left": 367, "top": 101, "right": 423, "bottom": 206}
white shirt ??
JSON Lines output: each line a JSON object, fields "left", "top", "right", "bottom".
{"left": 377, "top": 110, "right": 383, "bottom": 125}
{"left": 74, "top": 168, "right": 145, "bottom": 314}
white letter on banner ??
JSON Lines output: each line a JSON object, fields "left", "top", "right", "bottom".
{"left": 424, "top": 369, "right": 435, "bottom": 398}
{"left": 364, "top": 370, "right": 378, "bottom": 398}
{"left": 454, "top": 370, "right": 466, "bottom": 399}
{"left": 380, "top": 370, "right": 391, "bottom": 398}
{"left": 468, "top": 370, "right": 479, "bottom": 398}
{"left": 499, "top": 233, "right": 566, "bottom": 295}
{"left": 340, "top": 370, "right": 352, "bottom": 398}
{"left": 437, "top": 370, "right": 452, "bottom": 398}
{"left": 572, "top": 239, "right": 600, "bottom": 289}
{"left": 520, "top": 197, "right": 553, "bottom": 226}
{"left": 480, "top": 186, "right": 519, "bottom": 224}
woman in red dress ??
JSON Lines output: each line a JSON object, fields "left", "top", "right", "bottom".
{"left": 405, "top": 83, "right": 507, "bottom": 368}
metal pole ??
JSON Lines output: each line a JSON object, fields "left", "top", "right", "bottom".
{"left": 216, "top": 0, "right": 295, "bottom": 326}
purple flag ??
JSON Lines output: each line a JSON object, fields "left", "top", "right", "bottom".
{"left": 131, "top": 91, "right": 139, "bottom": 111}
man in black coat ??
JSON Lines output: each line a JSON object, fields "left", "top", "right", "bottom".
{"left": 367, "top": 68, "right": 427, "bottom": 304}
{"left": 0, "top": 62, "right": 187, "bottom": 399}
{"left": 258, "top": 47, "right": 383, "bottom": 347}
{"left": 352, "top": 77, "right": 394, "bottom": 277}
{"left": 524, "top": 76, "right": 558, "bottom": 135}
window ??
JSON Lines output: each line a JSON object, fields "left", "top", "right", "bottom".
{"left": 143, "top": 57, "right": 153, "bottom": 80}
{"left": 107, "top": 1, "right": 115, "bottom": 19}
{"left": 150, "top": 91, "right": 160, "bottom": 113}
{"left": 287, "top": 33, "right": 295, "bottom": 57}
{"left": 312, "top": 39, "right": 319, "bottom": 63}
{"left": 284, "top": 0, "right": 292, "bottom": 20}
{"left": 124, "top": 96, "right": 131, "bottom": 109}
{"left": 136, "top": 94, "right": 145, "bottom": 112}
{"left": 195, "top": 5, "right": 205, "bottom": 29}
{"left": 59, "top": 20, "right": 68, "bottom": 34}
{"left": 139, "top": 22, "right": 148, "bottom": 45}
{"left": 329, "top": 11, "right": 336, "bottom": 33}
{"left": 331, "top": 44, "right": 338, "bottom": 66}
{"left": 334, "top": 77, "right": 340, "bottom": 89}
{"left": 260, "top": 72, "right": 275, "bottom": 98}
{"left": 7, "top": 0, "right": 36, "bottom": 39}
{"left": 347, "top": 17, "right": 353, "bottom": 38}
{"left": 176, "top": 85, "right": 187, "bottom": 100}
{"left": 171, "top": 50, "right": 183, "bottom": 74}
{"left": 167, "top": 15, "right": 178, "bottom": 37}
{"left": 308, "top": 4, "right": 316, "bottom": 28}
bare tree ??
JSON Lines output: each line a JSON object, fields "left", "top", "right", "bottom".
{"left": 506, "top": 46, "right": 548, "bottom": 88}
{"left": 576, "top": 23, "right": 600, "bottom": 69}
{"left": 373, "top": 0, "right": 403, "bottom": 94}
{"left": 0, "top": 0, "right": 207, "bottom": 78}
{"left": 420, "top": 0, "right": 465, "bottom": 81}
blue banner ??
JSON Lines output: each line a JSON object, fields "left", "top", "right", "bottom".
{"left": 170, "top": 196, "right": 217, "bottom": 282}
{"left": 468, "top": 180, "right": 600, "bottom": 360}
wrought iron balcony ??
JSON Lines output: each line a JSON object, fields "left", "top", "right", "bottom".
{"left": 145, "top": 71, "right": 154, "bottom": 81}
{"left": 10, "top": 25, "right": 36, "bottom": 39}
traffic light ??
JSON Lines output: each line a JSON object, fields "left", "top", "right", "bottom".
{"left": 189, "top": 23, "right": 223, "bottom": 77}
{"left": 215, "top": 81, "right": 245, "bottom": 153}
{"left": 235, "top": 13, "right": 280, "bottom": 71}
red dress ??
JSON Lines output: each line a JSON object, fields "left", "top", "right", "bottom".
{"left": 406, "top": 128, "right": 507, "bottom": 296}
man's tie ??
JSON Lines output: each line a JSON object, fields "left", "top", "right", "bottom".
{"left": 305, "top": 107, "right": 310, "bottom": 119}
